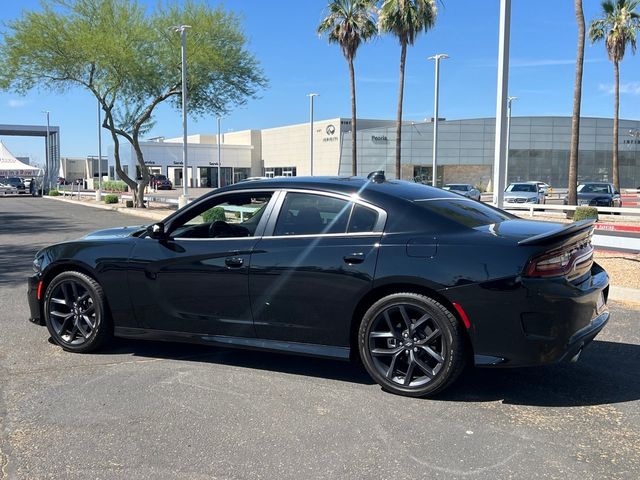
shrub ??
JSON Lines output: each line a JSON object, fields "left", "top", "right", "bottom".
{"left": 104, "top": 194, "right": 119, "bottom": 204}
{"left": 48, "top": 189, "right": 60, "bottom": 196}
{"left": 125, "top": 200, "right": 134, "bottom": 208}
{"left": 474, "top": 183, "right": 486, "bottom": 193}
{"left": 102, "top": 180, "right": 128, "bottom": 192}
{"left": 573, "top": 206, "right": 598, "bottom": 222}
{"left": 202, "top": 207, "right": 226, "bottom": 223}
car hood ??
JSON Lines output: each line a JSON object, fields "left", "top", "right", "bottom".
{"left": 504, "top": 191, "right": 537, "bottom": 199}
{"left": 83, "top": 225, "right": 146, "bottom": 239}
{"left": 577, "top": 192, "right": 612, "bottom": 200}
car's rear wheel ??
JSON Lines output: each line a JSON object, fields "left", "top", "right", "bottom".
{"left": 358, "top": 292, "right": 466, "bottom": 397}
{"left": 43, "top": 271, "right": 111, "bottom": 353}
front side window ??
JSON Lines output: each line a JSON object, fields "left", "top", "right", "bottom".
{"left": 170, "top": 192, "right": 273, "bottom": 239}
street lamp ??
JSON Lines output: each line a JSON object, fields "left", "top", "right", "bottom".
{"left": 492, "top": 0, "right": 512, "bottom": 208}
{"left": 42, "top": 110, "right": 50, "bottom": 191}
{"left": 307, "top": 93, "right": 319, "bottom": 176}
{"left": 504, "top": 96, "right": 517, "bottom": 189}
{"left": 217, "top": 116, "right": 222, "bottom": 188}
{"left": 428, "top": 53, "right": 448, "bottom": 187}
{"left": 172, "top": 24, "right": 191, "bottom": 208}
{"left": 96, "top": 99, "right": 103, "bottom": 201}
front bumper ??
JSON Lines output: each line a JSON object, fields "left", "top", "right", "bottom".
{"left": 27, "top": 274, "right": 44, "bottom": 325}
{"left": 446, "top": 263, "right": 610, "bottom": 368}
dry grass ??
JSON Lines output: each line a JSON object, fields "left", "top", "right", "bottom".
{"left": 594, "top": 251, "right": 640, "bottom": 290}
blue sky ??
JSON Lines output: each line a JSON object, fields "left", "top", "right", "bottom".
{"left": 1, "top": 0, "right": 639, "bottom": 165}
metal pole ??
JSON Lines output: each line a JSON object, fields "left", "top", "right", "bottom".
{"left": 307, "top": 93, "right": 318, "bottom": 176}
{"left": 428, "top": 54, "right": 448, "bottom": 187}
{"left": 505, "top": 96, "right": 517, "bottom": 189}
{"left": 492, "top": 0, "right": 511, "bottom": 208}
{"left": 173, "top": 25, "right": 191, "bottom": 207}
{"left": 43, "top": 111, "right": 50, "bottom": 191}
{"left": 97, "top": 99, "right": 103, "bottom": 198}
{"left": 217, "top": 117, "right": 222, "bottom": 188}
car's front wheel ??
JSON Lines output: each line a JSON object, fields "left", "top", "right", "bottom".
{"left": 43, "top": 271, "right": 112, "bottom": 353}
{"left": 358, "top": 293, "right": 466, "bottom": 397}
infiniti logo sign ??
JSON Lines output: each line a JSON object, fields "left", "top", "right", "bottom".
{"left": 326, "top": 124, "right": 336, "bottom": 135}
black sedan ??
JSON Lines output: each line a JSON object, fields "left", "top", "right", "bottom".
{"left": 564, "top": 182, "right": 622, "bottom": 208}
{"left": 27, "top": 175, "right": 609, "bottom": 397}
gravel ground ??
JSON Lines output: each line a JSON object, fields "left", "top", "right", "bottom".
{"left": 594, "top": 252, "right": 640, "bottom": 290}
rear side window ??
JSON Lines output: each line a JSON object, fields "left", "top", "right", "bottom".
{"left": 415, "top": 199, "right": 512, "bottom": 228}
{"left": 274, "top": 193, "right": 351, "bottom": 235}
{"left": 348, "top": 204, "right": 378, "bottom": 233}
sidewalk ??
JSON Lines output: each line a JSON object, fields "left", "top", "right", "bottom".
{"left": 43, "top": 194, "right": 172, "bottom": 222}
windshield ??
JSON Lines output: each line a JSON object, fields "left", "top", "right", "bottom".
{"left": 506, "top": 184, "right": 536, "bottom": 193}
{"left": 415, "top": 198, "right": 512, "bottom": 228}
{"left": 447, "top": 184, "right": 469, "bottom": 191}
{"left": 155, "top": 175, "right": 167, "bottom": 180}
{"left": 578, "top": 184, "right": 610, "bottom": 194}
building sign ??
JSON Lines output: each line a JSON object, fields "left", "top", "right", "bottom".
{"left": 326, "top": 124, "right": 336, "bottom": 135}
{"left": 371, "top": 135, "right": 388, "bottom": 142}
{"left": 623, "top": 139, "right": 640, "bottom": 144}
{"left": 172, "top": 161, "right": 183, "bottom": 165}
{"left": 208, "top": 161, "right": 220, "bottom": 166}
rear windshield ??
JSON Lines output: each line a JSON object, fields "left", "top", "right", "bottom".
{"left": 415, "top": 198, "right": 512, "bottom": 228}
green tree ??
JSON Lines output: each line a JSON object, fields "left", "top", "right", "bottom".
{"left": 318, "top": 0, "right": 377, "bottom": 176}
{"left": 589, "top": 0, "right": 640, "bottom": 191}
{"left": 568, "top": 0, "right": 586, "bottom": 207}
{"left": 378, "top": 0, "right": 437, "bottom": 180}
{"left": 0, "top": 0, "right": 267, "bottom": 207}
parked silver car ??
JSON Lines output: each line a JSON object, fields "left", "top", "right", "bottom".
{"left": 504, "top": 182, "right": 546, "bottom": 204}
{"left": 442, "top": 183, "right": 481, "bottom": 201}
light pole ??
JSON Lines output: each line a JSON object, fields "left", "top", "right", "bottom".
{"left": 504, "top": 96, "right": 517, "bottom": 189}
{"left": 217, "top": 116, "right": 222, "bottom": 188}
{"left": 492, "top": 0, "right": 511, "bottom": 208}
{"left": 307, "top": 93, "right": 319, "bottom": 176}
{"left": 428, "top": 53, "right": 449, "bottom": 187}
{"left": 96, "top": 99, "right": 103, "bottom": 201}
{"left": 42, "top": 110, "right": 50, "bottom": 192}
{"left": 173, "top": 24, "right": 191, "bottom": 208}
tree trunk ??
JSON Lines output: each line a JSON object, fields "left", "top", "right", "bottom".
{"left": 102, "top": 109, "right": 138, "bottom": 201}
{"left": 613, "top": 60, "right": 620, "bottom": 191}
{"left": 395, "top": 41, "right": 407, "bottom": 180}
{"left": 349, "top": 57, "right": 357, "bottom": 176}
{"left": 568, "top": 0, "right": 584, "bottom": 208}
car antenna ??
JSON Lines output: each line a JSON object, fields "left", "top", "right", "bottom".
{"left": 367, "top": 171, "right": 386, "bottom": 184}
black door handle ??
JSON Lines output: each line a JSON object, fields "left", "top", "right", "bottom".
{"left": 343, "top": 252, "right": 365, "bottom": 265}
{"left": 225, "top": 257, "right": 244, "bottom": 268}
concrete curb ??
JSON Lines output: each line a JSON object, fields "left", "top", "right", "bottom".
{"left": 609, "top": 285, "right": 640, "bottom": 305}
{"left": 42, "top": 195, "right": 169, "bottom": 222}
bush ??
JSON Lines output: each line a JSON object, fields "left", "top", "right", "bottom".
{"left": 104, "top": 194, "right": 119, "bottom": 204}
{"left": 48, "top": 189, "right": 60, "bottom": 196}
{"left": 102, "top": 180, "right": 128, "bottom": 192}
{"left": 125, "top": 200, "right": 134, "bottom": 208}
{"left": 474, "top": 183, "right": 486, "bottom": 193}
{"left": 202, "top": 207, "right": 226, "bottom": 223}
{"left": 573, "top": 206, "right": 598, "bottom": 222}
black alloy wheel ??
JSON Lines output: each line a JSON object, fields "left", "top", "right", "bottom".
{"left": 44, "top": 271, "right": 111, "bottom": 353}
{"left": 359, "top": 293, "right": 466, "bottom": 397}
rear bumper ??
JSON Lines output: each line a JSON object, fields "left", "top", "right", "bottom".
{"left": 27, "top": 274, "right": 44, "bottom": 325}
{"left": 446, "top": 263, "right": 610, "bottom": 368}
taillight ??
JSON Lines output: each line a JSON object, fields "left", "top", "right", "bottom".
{"left": 525, "top": 240, "right": 593, "bottom": 279}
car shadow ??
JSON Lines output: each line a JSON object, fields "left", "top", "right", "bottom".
{"left": 96, "top": 337, "right": 376, "bottom": 386}
{"left": 434, "top": 340, "right": 640, "bottom": 406}
{"left": 86, "top": 337, "right": 640, "bottom": 404}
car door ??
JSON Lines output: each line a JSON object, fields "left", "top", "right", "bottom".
{"left": 128, "top": 190, "right": 277, "bottom": 336}
{"left": 249, "top": 190, "right": 386, "bottom": 348}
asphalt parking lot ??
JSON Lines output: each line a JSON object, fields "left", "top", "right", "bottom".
{"left": 1, "top": 196, "right": 639, "bottom": 480}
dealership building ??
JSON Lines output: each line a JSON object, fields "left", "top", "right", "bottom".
{"left": 108, "top": 116, "right": 640, "bottom": 189}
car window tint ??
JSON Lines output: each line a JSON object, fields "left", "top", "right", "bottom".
{"left": 415, "top": 199, "right": 512, "bottom": 228}
{"left": 348, "top": 204, "right": 378, "bottom": 233}
{"left": 274, "top": 192, "right": 351, "bottom": 236}
{"left": 171, "top": 192, "right": 273, "bottom": 239}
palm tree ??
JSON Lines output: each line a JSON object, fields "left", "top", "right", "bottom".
{"left": 378, "top": 0, "right": 437, "bottom": 179}
{"left": 589, "top": 0, "right": 640, "bottom": 191}
{"left": 568, "top": 0, "right": 585, "bottom": 207}
{"left": 318, "top": 0, "right": 377, "bottom": 176}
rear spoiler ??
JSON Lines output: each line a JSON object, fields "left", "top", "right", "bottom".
{"left": 518, "top": 219, "right": 595, "bottom": 246}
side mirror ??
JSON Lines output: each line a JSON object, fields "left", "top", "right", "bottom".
{"left": 147, "top": 222, "right": 166, "bottom": 239}
{"left": 614, "top": 190, "right": 620, "bottom": 195}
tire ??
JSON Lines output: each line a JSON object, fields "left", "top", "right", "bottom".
{"left": 358, "top": 292, "right": 466, "bottom": 397}
{"left": 43, "top": 271, "right": 112, "bottom": 353}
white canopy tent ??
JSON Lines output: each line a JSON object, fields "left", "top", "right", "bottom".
{"left": 0, "top": 140, "right": 41, "bottom": 177}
